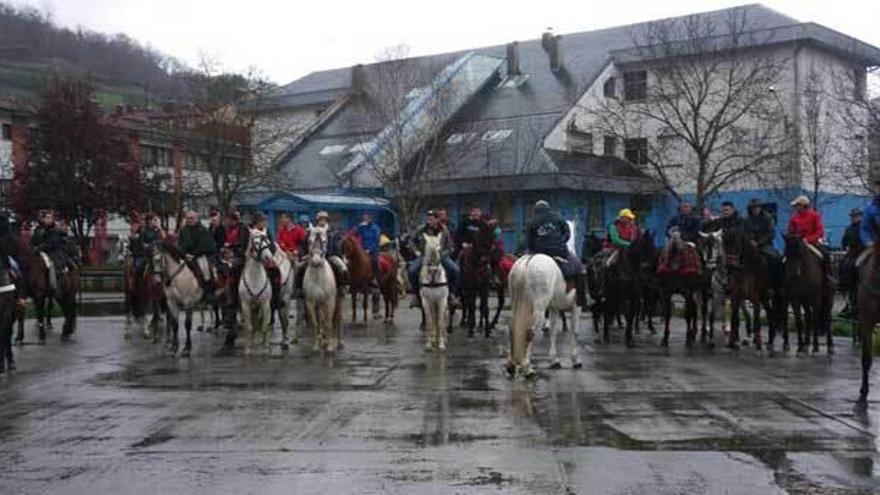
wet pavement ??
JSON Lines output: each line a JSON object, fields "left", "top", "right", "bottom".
{"left": 1, "top": 309, "right": 879, "bottom": 494}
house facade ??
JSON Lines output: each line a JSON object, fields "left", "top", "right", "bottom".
{"left": 263, "top": 4, "right": 879, "bottom": 250}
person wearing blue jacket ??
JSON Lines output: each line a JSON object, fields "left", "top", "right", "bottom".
{"left": 860, "top": 180, "right": 880, "bottom": 248}
{"left": 356, "top": 212, "right": 381, "bottom": 286}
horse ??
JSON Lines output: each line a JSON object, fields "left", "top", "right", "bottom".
{"left": 303, "top": 226, "right": 342, "bottom": 353}
{"left": 16, "top": 247, "right": 79, "bottom": 341}
{"left": 657, "top": 230, "right": 704, "bottom": 347}
{"left": 152, "top": 243, "right": 207, "bottom": 357}
{"left": 856, "top": 235, "right": 880, "bottom": 405}
{"left": 783, "top": 233, "right": 833, "bottom": 354}
{"left": 340, "top": 234, "right": 397, "bottom": 323}
{"left": 457, "top": 243, "right": 493, "bottom": 338}
{"left": 597, "top": 232, "right": 653, "bottom": 347}
{"left": 722, "top": 228, "right": 781, "bottom": 352}
{"left": 238, "top": 230, "right": 276, "bottom": 357}
{"left": 506, "top": 254, "right": 582, "bottom": 377}
{"left": 123, "top": 252, "right": 163, "bottom": 341}
{"left": 0, "top": 260, "right": 16, "bottom": 372}
{"left": 419, "top": 233, "right": 449, "bottom": 352}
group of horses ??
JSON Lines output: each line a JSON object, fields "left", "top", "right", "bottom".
{"left": 6, "top": 220, "right": 880, "bottom": 406}
{"left": 504, "top": 226, "right": 842, "bottom": 379}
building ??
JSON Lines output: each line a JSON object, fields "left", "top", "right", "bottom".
{"left": 0, "top": 98, "right": 32, "bottom": 208}
{"left": 267, "top": 4, "right": 880, "bottom": 250}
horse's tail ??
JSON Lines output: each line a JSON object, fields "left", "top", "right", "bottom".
{"left": 510, "top": 268, "right": 533, "bottom": 366}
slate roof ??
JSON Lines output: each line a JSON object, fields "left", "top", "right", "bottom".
{"left": 275, "top": 4, "right": 880, "bottom": 195}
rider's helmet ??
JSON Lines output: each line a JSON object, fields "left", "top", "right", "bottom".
{"left": 534, "top": 200, "right": 550, "bottom": 210}
{"left": 316, "top": 211, "right": 330, "bottom": 221}
{"left": 618, "top": 208, "right": 636, "bottom": 220}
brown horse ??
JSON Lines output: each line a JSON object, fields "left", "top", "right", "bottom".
{"left": 0, "top": 260, "right": 16, "bottom": 372}
{"left": 340, "top": 234, "right": 397, "bottom": 323}
{"left": 657, "top": 231, "right": 704, "bottom": 348}
{"left": 722, "top": 228, "right": 781, "bottom": 352}
{"left": 857, "top": 239, "right": 880, "bottom": 405}
{"left": 783, "top": 233, "right": 833, "bottom": 354}
{"left": 16, "top": 248, "right": 79, "bottom": 341}
{"left": 123, "top": 254, "right": 164, "bottom": 341}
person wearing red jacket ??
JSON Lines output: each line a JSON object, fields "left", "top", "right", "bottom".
{"left": 787, "top": 195, "right": 825, "bottom": 244}
{"left": 787, "top": 195, "right": 831, "bottom": 279}
{"left": 276, "top": 213, "right": 306, "bottom": 258}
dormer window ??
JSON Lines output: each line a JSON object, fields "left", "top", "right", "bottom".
{"left": 497, "top": 74, "right": 530, "bottom": 89}
{"left": 603, "top": 77, "right": 616, "bottom": 98}
{"left": 566, "top": 118, "right": 593, "bottom": 154}
{"left": 623, "top": 70, "right": 647, "bottom": 101}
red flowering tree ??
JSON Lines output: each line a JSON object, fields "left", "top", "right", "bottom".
{"left": 16, "top": 78, "right": 133, "bottom": 250}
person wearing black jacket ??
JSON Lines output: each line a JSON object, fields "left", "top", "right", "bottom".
{"left": 30, "top": 212, "right": 68, "bottom": 290}
{"left": 840, "top": 208, "right": 864, "bottom": 317}
{"left": 743, "top": 199, "right": 777, "bottom": 258}
{"left": 701, "top": 202, "right": 743, "bottom": 232}
{"left": 526, "top": 200, "right": 587, "bottom": 307}
{"left": 454, "top": 206, "right": 486, "bottom": 258}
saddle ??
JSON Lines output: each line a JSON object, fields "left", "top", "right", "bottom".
{"left": 803, "top": 241, "right": 824, "bottom": 260}
{"left": 378, "top": 253, "right": 394, "bottom": 276}
{"left": 658, "top": 244, "right": 701, "bottom": 276}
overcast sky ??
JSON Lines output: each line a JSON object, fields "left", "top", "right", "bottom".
{"left": 9, "top": 0, "right": 880, "bottom": 84}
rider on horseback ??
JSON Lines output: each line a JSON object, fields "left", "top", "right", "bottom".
{"left": 667, "top": 202, "right": 701, "bottom": 243}
{"left": 840, "top": 208, "right": 864, "bottom": 317}
{"left": 454, "top": 205, "right": 486, "bottom": 260}
{"left": 178, "top": 210, "right": 217, "bottom": 291}
{"left": 527, "top": 200, "right": 587, "bottom": 307}
{"left": 743, "top": 199, "right": 777, "bottom": 259}
{"left": 408, "top": 209, "right": 459, "bottom": 307}
{"left": 30, "top": 211, "right": 69, "bottom": 291}
{"left": 129, "top": 212, "right": 162, "bottom": 278}
{"left": 860, "top": 180, "right": 880, "bottom": 251}
{"left": 355, "top": 212, "right": 381, "bottom": 288}
{"left": 787, "top": 195, "right": 830, "bottom": 279}
{"left": 295, "top": 211, "right": 348, "bottom": 296}
{"left": 277, "top": 212, "right": 306, "bottom": 261}
{"left": 660, "top": 203, "right": 702, "bottom": 275}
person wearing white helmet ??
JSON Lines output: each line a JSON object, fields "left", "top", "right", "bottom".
{"left": 295, "top": 211, "right": 347, "bottom": 295}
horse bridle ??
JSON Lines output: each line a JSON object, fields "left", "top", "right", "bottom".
{"left": 242, "top": 233, "right": 272, "bottom": 301}
{"left": 153, "top": 248, "right": 185, "bottom": 286}
{"left": 421, "top": 242, "right": 447, "bottom": 288}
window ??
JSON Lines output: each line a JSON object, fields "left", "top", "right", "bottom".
{"left": 1, "top": 123, "right": 11, "bottom": 141}
{"left": 854, "top": 68, "right": 867, "bottom": 101}
{"left": 603, "top": 77, "right": 616, "bottom": 98}
{"left": 490, "top": 194, "right": 515, "bottom": 230}
{"left": 482, "top": 129, "right": 512, "bottom": 143}
{"left": 141, "top": 146, "right": 171, "bottom": 168}
{"left": 566, "top": 124, "right": 593, "bottom": 154}
{"left": 446, "top": 132, "right": 475, "bottom": 145}
{"left": 623, "top": 70, "right": 647, "bottom": 101}
{"left": 497, "top": 74, "right": 530, "bottom": 89}
{"left": 624, "top": 138, "right": 648, "bottom": 165}
{"left": 603, "top": 136, "right": 617, "bottom": 156}
{"left": 319, "top": 144, "right": 348, "bottom": 155}
{"left": 406, "top": 87, "right": 429, "bottom": 99}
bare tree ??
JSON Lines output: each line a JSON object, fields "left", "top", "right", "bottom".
{"left": 344, "top": 46, "right": 493, "bottom": 230}
{"left": 154, "top": 57, "right": 304, "bottom": 223}
{"left": 798, "top": 66, "right": 837, "bottom": 207}
{"left": 580, "top": 9, "right": 787, "bottom": 208}
{"left": 830, "top": 66, "right": 880, "bottom": 193}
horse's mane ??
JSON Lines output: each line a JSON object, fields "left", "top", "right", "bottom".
{"left": 158, "top": 241, "right": 185, "bottom": 261}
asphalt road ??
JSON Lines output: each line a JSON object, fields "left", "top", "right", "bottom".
{"left": 1, "top": 309, "right": 878, "bottom": 494}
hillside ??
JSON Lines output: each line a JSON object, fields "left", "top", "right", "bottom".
{"left": 0, "top": 3, "right": 186, "bottom": 107}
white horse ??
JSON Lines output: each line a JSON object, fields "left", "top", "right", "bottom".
{"left": 419, "top": 233, "right": 449, "bottom": 352}
{"left": 152, "top": 244, "right": 206, "bottom": 357}
{"left": 507, "top": 254, "right": 582, "bottom": 377}
{"left": 239, "top": 230, "right": 275, "bottom": 357}
{"left": 271, "top": 244, "right": 298, "bottom": 349}
{"left": 699, "top": 229, "right": 727, "bottom": 345}
{"left": 303, "top": 226, "right": 341, "bottom": 353}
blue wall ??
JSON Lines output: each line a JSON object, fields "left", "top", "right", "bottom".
{"left": 663, "top": 188, "right": 872, "bottom": 249}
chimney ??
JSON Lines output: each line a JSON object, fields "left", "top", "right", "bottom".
{"left": 506, "top": 41, "right": 520, "bottom": 76}
{"left": 541, "top": 29, "right": 563, "bottom": 72}
{"left": 350, "top": 64, "right": 365, "bottom": 96}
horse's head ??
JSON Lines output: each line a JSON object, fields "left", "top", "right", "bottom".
{"left": 698, "top": 229, "right": 724, "bottom": 268}
{"left": 151, "top": 243, "right": 171, "bottom": 283}
{"left": 308, "top": 226, "right": 328, "bottom": 267}
{"left": 248, "top": 229, "right": 274, "bottom": 264}
{"left": 783, "top": 232, "right": 803, "bottom": 258}
{"left": 422, "top": 233, "right": 442, "bottom": 267}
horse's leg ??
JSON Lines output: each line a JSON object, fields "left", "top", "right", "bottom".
{"left": 350, "top": 290, "right": 356, "bottom": 324}
{"left": 260, "top": 300, "right": 271, "bottom": 356}
{"left": 438, "top": 297, "right": 448, "bottom": 351}
{"left": 794, "top": 303, "right": 806, "bottom": 354}
{"left": 279, "top": 296, "right": 290, "bottom": 350}
{"left": 480, "top": 288, "right": 490, "bottom": 338}
{"left": 569, "top": 305, "right": 582, "bottom": 368}
{"left": 241, "top": 302, "right": 254, "bottom": 357}
{"left": 824, "top": 290, "right": 835, "bottom": 355}
{"left": 490, "top": 286, "right": 504, "bottom": 330}
{"left": 859, "top": 316, "right": 873, "bottom": 404}
{"left": 548, "top": 309, "right": 561, "bottom": 369}
{"left": 34, "top": 295, "right": 47, "bottom": 342}
{"left": 752, "top": 299, "right": 763, "bottom": 352}
{"left": 181, "top": 309, "right": 193, "bottom": 357}
{"left": 306, "top": 300, "right": 319, "bottom": 353}
{"left": 362, "top": 289, "right": 369, "bottom": 324}
{"left": 729, "top": 295, "right": 741, "bottom": 350}
{"left": 15, "top": 301, "right": 24, "bottom": 344}
{"left": 167, "top": 304, "right": 180, "bottom": 355}
{"left": 661, "top": 293, "right": 671, "bottom": 347}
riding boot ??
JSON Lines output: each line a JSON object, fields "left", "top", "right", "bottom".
{"left": 575, "top": 274, "right": 588, "bottom": 308}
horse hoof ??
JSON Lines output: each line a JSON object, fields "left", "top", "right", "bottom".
{"left": 523, "top": 368, "right": 537, "bottom": 379}
{"left": 783, "top": 343, "right": 790, "bottom": 352}
{"left": 124, "top": 332, "right": 132, "bottom": 340}
{"left": 438, "top": 344, "right": 446, "bottom": 352}
{"left": 243, "top": 348, "right": 253, "bottom": 357}
{"left": 181, "top": 349, "right": 191, "bottom": 358}
{"left": 196, "top": 326, "right": 204, "bottom": 333}
{"left": 467, "top": 329, "right": 475, "bottom": 338}
{"left": 572, "top": 362, "right": 583, "bottom": 369}
{"left": 626, "top": 339, "right": 636, "bottom": 348}
{"left": 60, "top": 333, "right": 71, "bottom": 342}
{"left": 812, "top": 347, "right": 820, "bottom": 355}
{"left": 505, "top": 363, "right": 516, "bottom": 377}
{"left": 661, "top": 338, "right": 669, "bottom": 347}
{"left": 280, "top": 342, "right": 290, "bottom": 351}
{"left": 550, "top": 361, "right": 562, "bottom": 370}
{"left": 827, "top": 347, "right": 835, "bottom": 356}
